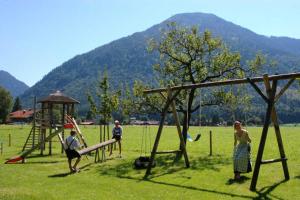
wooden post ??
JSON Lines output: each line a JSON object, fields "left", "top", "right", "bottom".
{"left": 49, "top": 103, "right": 53, "bottom": 155}
{"left": 8, "top": 134, "right": 11, "bottom": 147}
{"left": 32, "top": 96, "right": 37, "bottom": 147}
{"left": 144, "top": 108, "right": 168, "bottom": 178}
{"left": 102, "top": 147, "right": 106, "bottom": 162}
{"left": 169, "top": 88, "right": 189, "bottom": 168}
{"left": 49, "top": 128, "right": 52, "bottom": 155}
{"left": 95, "top": 149, "right": 99, "bottom": 163}
{"left": 271, "top": 109, "right": 290, "bottom": 180}
{"left": 144, "top": 91, "right": 174, "bottom": 178}
{"left": 61, "top": 104, "right": 65, "bottom": 154}
{"left": 265, "top": 79, "right": 289, "bottom": 180}
{"left": 100, "top": 125, "right": 102, "bottom": 143}
{"left": 40, "top": 103, "right": 45, "bottom": 155}
{"left": 144, "top": 87, "right": 187, "bottom": 178}
{"left": 107, "top": 124, "right": 110, "bottom": 152}
{"left": 71, "top": 104, "right": 75, "bottom": 116}
{"left": 209, "top": 130, "right": 212, "bottom": 156}
{"left": 250, "top": 75, "right": 277, "bottom": 191}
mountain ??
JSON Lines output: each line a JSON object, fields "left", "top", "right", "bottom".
{"left": 20, "top": 12, "right": 300, "bottom": 121}
{"left": 0, "top": 70, "right": 29, "bottom": 97}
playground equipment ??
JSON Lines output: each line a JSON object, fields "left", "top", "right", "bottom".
{"left": 185, "top": 92, "right": 201, "bottom": 142}
{"left": 5, "top": 91, "right": 81, "bottom": 163}
{"left": 59, "top": 117, "right": 117, "bottom": 163}
{"left": 134, "top": 125, "right": 156, "bottom": 169}
{"left": 5, "top": 91, "right": 118, "bottom": 164}
{"left": 143, "top": 72, "right": 300, "bottom": 191}
{"left": 187, "top": 133, "right": 201, "bottom": 142}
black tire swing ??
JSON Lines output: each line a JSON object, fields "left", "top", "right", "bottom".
{"left": 134, "top": 124, "right": 156, "bottom": 169}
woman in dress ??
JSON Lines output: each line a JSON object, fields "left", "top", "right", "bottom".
{"left": 233, "top": 121, "right": 252, "bottom": 180}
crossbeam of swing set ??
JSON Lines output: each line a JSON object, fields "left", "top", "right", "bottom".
{"left": 142, "top": 71, "right": 300, "bottom": 191}
{"left": 144, "top": 72, "right": 300, "bottom": 94}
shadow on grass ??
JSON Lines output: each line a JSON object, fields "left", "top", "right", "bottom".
{"left": 97, "top": 154, "right": 232, "bottom": 178}
{"left": 253, "top": 179, "right": 287, "bottom": 200}
{"left": 48, "top": 172, "right": 72, "bottom": 178}
{"left": 295, "top": 175, "right": 300, "bottom": 179}
{"left": 25, "top": 160, "right": 62, "bottom": 164}
{"left": 226, "top": 176, "right": 251, "bottom": 185}
{"left": 121, "top": 175, "right": 254, "bottom": 199}
{"left": 93, "top": 154, "right": 287, "bottom": 199}
{"left": 189, "top": 154, "right": 232, "bottom": 171}
{"left": 93, "top": 154, "right": 255, "bottom": 199}
{"left": 48, "top": 163, "right": 93, "bottom": 178}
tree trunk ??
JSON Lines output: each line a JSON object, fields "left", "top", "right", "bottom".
{"left": 175, "top": 88, "right": 195, "bottom": 161}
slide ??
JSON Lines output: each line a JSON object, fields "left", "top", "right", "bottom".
{"left": 5, "top": 128, "right": 64, "bottom": 164}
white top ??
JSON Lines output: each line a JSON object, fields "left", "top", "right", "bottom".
{"left": 65, "top": 135, "right": 81, "bottom": 150}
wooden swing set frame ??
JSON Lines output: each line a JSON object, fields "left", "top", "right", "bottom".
{"left": 143, "top": 72, "right": 300, "bottom": 190}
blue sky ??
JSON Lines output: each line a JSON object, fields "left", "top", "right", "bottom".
{"left": 1, "top": 0, "right": 299, "bottom": 86}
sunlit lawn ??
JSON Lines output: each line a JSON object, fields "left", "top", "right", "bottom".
{"left": 0, "top": 124, "right": 299, "bottom": 199}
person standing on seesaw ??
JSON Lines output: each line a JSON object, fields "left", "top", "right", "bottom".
{"left": 109, "top": 120, "right": 122, "bottom": 157}
{"left": 65, "top": 130, "right": 82, "bottom": 173}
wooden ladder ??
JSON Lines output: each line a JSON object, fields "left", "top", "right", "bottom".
{"left": 22, "top": 125, "right": 41, "bottom": 152}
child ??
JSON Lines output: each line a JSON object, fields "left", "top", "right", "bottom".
{"left": 109, "top": 120, "right": 122, "bottom": 157}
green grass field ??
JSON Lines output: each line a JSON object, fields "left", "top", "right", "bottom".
{"left": 0, "top": 124, "right": 299, "bottom": 199}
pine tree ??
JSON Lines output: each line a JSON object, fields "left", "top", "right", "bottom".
{"left": 12, "top": 97, "right": 22, "bottom": 112}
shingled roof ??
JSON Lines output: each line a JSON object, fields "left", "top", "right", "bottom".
{"left": 38, "top": 91, "right": 80, "bottom": 104}
{"left": 9, "top": 109, "right": 35, "bottom": 119}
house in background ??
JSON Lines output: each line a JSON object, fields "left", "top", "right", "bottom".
{"left": 6, "top": 109, "right": 35, "bottom": 124}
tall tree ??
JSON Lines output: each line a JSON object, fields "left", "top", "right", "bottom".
{"left": 12, "top": 97, "right": 22, "bottom": 112}
{"left": 0, "top": 86, "right": 13, "bottom": 123}
{"left": 87, "top": 71, "right": 120, "bottom": 125}
{"left": 133, "top": 23, "right": 265, "bottom": 143}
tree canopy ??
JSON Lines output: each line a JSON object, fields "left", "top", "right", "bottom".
{"left": 0, "top": 86, "right": 13, "bottom": 123}
{"left": 130, "top": 23, "right": 265, "bottom": 141}
{"left": 12, "top": 97, "right": 22, "bottom": 112}
{"left": 87, "top": 71, "right": 120, "bottom": 124}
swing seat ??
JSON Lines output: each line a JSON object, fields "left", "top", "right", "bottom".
{"left": 134, "top": 156, "right": 156, "bottom": 169}
{"left": 187, "top": 133, "right": 201, "bottom": 142}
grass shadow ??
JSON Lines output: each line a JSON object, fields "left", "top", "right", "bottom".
{"left": 48, "top": 163, "right": 93, "bottom": 178}
{"left": 48, "top": 172, "right": 72, "bottom": 178}
{"left": 253, "top": 179, "right": 287, "bottom": 200}
{"left": 96, "top": 154, "right": 232, "bottom": 179}
{"left": 189, "top": 154, "right": 232, "bottom": 171}
{"left": 226, "top": 176, "right": 251, "bottom": 185}
{"left": 25, "top": 160, "right": 62, "bottom": 164}
{"left": 294, "top": 175, "right": 300, "bottom": 179}
{"left": 118, "top": 175, "right": 254, "bottom": 199}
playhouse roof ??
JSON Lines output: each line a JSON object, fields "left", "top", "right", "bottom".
{"left": 38, "top": 91, "right": 80, "bottom": 104}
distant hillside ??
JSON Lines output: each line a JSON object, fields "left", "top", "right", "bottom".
{"left": 20, "top": 12, "right": 300, "bottom": 121}
{"left": 0, "top": 70, "right": 29, "bottom": 97}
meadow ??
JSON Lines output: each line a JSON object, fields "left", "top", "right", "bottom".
{"left": 0, "top": 124, "right": 299, "bottom": 199}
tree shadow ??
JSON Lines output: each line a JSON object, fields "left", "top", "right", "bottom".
{"left": 189, "top": 154, "right": 232, "bottom": 171}
{"left": 119, "top": 175, "right": 254, "bottom": 199}
{"left": 253, "top": 179, "right": 288, "bottom": 200}
{"left": 96, "top": 154, "right": 232, "bottom": 179}
{"left": 93, "top": 155, "right": 289, "bottom": 199}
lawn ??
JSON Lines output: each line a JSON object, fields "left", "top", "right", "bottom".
{"left": 0, "top": 124, "right": 299, "bottom": 199}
